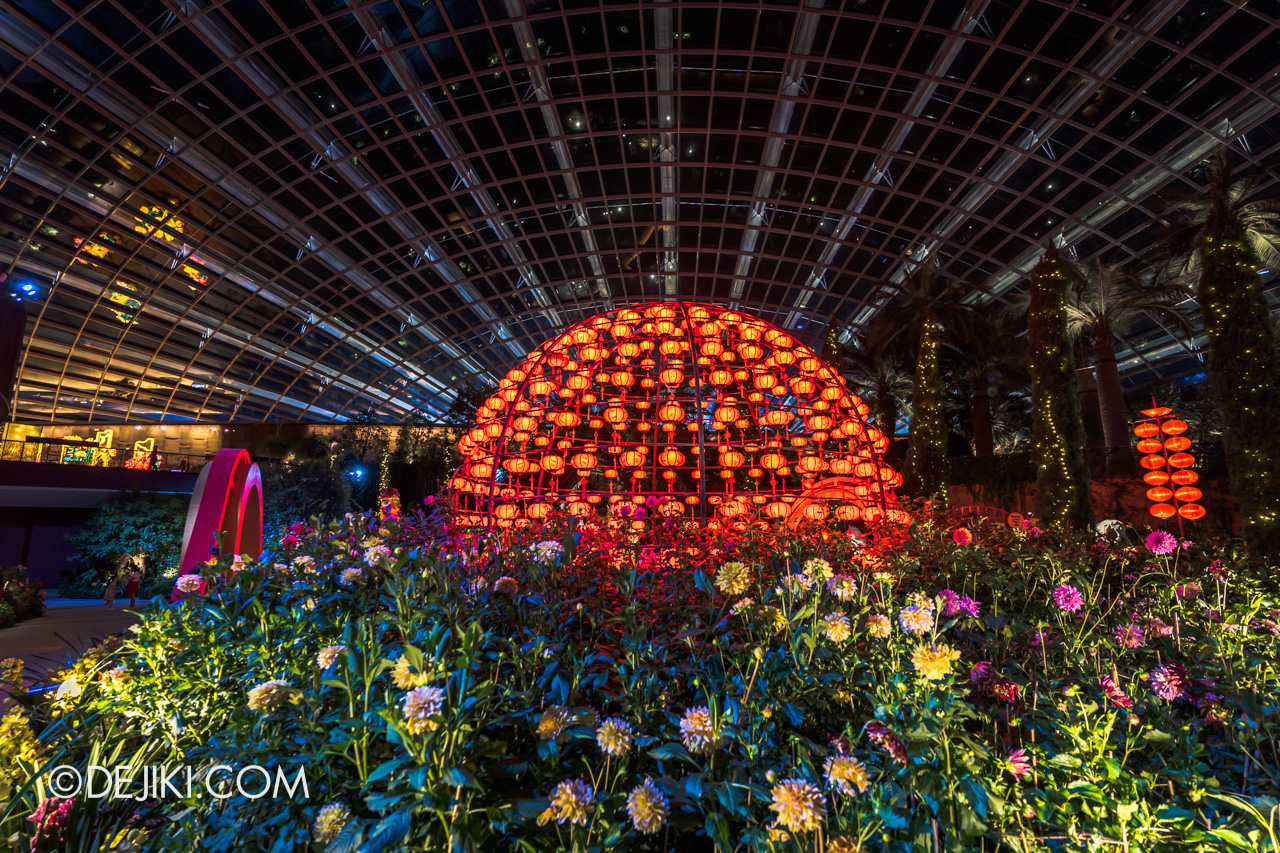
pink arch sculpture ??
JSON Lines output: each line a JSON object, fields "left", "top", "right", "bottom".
{"left": 177, "top": 448, "right": 263, "bottom": 577}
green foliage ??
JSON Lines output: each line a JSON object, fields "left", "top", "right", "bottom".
{"left": 260, "top": 460, "right": 352, "bottom": 548}
{"left": 66, "top": 491, "right": 189, "bottom": 582}
{"left": 1027, "top": 246, "right": 1092, "bottom": 530}
{"left": 7, "top": 511, "right": 1280, "bottom": 851}
{"left": 0, "top": 565, "right": 43, "bottom": 627}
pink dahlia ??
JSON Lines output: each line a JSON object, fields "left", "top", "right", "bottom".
{"left": 863, "top": 720, "right": 907, "bottom": 764}
{"left": 1145, "top": 530, "right": 1177, "bottom": 556}
{"left": 1052, "top": 584, "right": 1084, "bottom": 613}
{"left": 1114, "top": 623, "right": 1145, "bottom": 649}
{"left": 1149, "top": 662, "right": 1188, "bottom": 701}
{"left": 1006, "top": 748, "right": 1032, "bottom": 779}
{"left": 1100, "top": 675, "right": 1133, "bottom": 709}
{"left": 952, "top": 528, "right": 973, "bottom": 546}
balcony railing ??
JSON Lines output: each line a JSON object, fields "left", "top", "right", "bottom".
{"left": 0, "top": 438, "right": 211, "bottom": 474}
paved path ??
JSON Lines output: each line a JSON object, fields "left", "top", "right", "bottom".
{"left": 1, "top": 600, "right": 142, "bottom": 698}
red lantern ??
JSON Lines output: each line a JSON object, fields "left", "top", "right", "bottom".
{"left": 1177, "top": 504, "right": 1205, "bottom": 520}
{"left": 1160, "top": 420, "right": 1188, "bottom": 435}
{"left": 1162, "top": 436, "right": 1190, "bottom": 452}
{"left": 1136, "top": 438, "right": 1164, "bottom": 454}
{"left": 1134, "top": 423, "right": 1159, "bottom": 438}
{"left": 1139, "top": 454, "right": 1167, "bottom": 470}
{"left": 1173, "top": 486, "right": 1202, "bottom": 502}
{"left": 1167, "top": 452, "right": 1195, "bottom": 468}
{"left": 1170, "top": 469, "right": 1198, "bottom": 485}
{"left": 1146, "top": 486, "right": 1173, "bottom": 503}
{"left": 1149, "top": 503, "right": 1176, "bottom": 519}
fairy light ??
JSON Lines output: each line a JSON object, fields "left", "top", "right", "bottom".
{"left": 1197, "top": 222, "right": 1280, "bottom": 550}
{"left": 1026, "top": 246, "right": 1092, "bottom": 530}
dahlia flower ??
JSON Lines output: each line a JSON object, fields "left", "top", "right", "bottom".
{"left": 1149, "top": 662, "right": 1188, "bottom": 701}
{"left": 912, "top": 643, "right": 961, "bottom": 681}
{"left": 827, "top": 575, "right": 858, "bottom": 601}
{"left": 316, "top": 644, "right": 345, "bottom": 670}
{"left": 864, "top": 720, "right": 907, "bottom": 763}
{"left": 824, "top": 754, "right": 871, "bottom": 796}
{"left": 866, "top": 613, "right": 891, "bottom": 638}
{"left": 715, "top": 562, "right": 752, "bottom": 595}
{"left": 537, "top": 705, "right": 572, "bottom": 743}
{"left": 626, "top": 778, "right": 669, "bottom": 834}
{"left": 897, "top": 605, "right": 934, "bottom": 635}
{"left": 679, "top": 706, "right": 721, "bottom": 755}
{"left": 537, "top": 778, "right": 594, "bottom": 827}
{"left": 768, "top": 778, "right": 827, "bottom": 833}
{"left": 1006, "top": 748, "right": 1032, "bottom": 779}
{"left": 312, "top": 802, "right": 351, "bottom": 844}
{"left": 952, "top": 528, "right": 973, "bottom": 546}
{"left": 596, "top": 717, "right": 634, "bottom": 757}
{"left": 246, "top": 680, "right": 291, "bottom": 712}
{"left": 1101, "top": 675, "right": 1133, "bottom": 709}
{"left": 1052, "top": 584, "right": 1084, "bottom": 613}
{"left": 403, "top": 685, "right": 445, "bottom": 734}
{"left": 823, "top": 613, "right": 852, "bottom": 643}
{"left": 1145, "top": 530, "right": 1177, "bottom": 556}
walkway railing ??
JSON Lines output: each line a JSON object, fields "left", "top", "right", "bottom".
{"left": 0, "top": 439, "right": 211, "bottom": 474}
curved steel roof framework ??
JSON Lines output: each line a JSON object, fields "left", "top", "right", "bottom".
{"left": 1, "top": 0, "right": 1278, "bottom": 423}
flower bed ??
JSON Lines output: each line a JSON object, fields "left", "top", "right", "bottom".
{"left": 0, "top": 565, "right": 44, "bottom": 628}
{"left": 1, "top": 511, "right": 1278, "bottom": 852}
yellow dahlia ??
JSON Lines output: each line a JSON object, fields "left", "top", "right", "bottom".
{"left": 246, "top": 679, "right": 291, "bottom": 712}
{"left": 828, "top": 837, "right": 862, "bottom": 853}
{"left": 823, "top": 613, "right": 852, "bottom": 643}
{"left": 824, "top": 754, "right": 870, "bottom": 796}
{"left": 803, "top": 558, "right": 833, "bottom": 580}
{"left": 596, "top": 717, "right": 634, "bottom": 757}
{"left": 316, "top": 644, "right": 345, "bottom": 670}
{"left": 866, "top": 613, "right": 892, "bottom": 638}
{"left": 312, "top": 801, "right": 351, "bottom": 844}
{"left": 537, "top": 778, "right": 594, "bottom": 826}
{"left": 626, "top": 778, "right": 670, "bottom": 834}
{"left": 391, "top": 656, "right": 431, "bottom": 689}
{"left": 715, "top": 562, "right": 752, "bottom": 595}
{"left": 403, "top": 685, "right": 445, "bottom": 734}
{"left": 537, "top": 705, "right": 572, "bottom": 743}
{"left": 768, "top": 777, "right": 827, "bottom": 833}
{"left": 912, "top": 643, "right": 961, "bottom": 681}
{"left": 679, "top": 706, "right": 721, "bottom": 755}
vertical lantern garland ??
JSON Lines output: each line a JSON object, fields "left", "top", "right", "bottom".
{"left": 448, "top": 302, "right": 907, "bottom": 529}
{"left": 1135, "top": 403, "right": 1204, "bottom": 534}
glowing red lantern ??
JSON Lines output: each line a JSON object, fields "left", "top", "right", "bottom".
{"left": 1178, "top": 504, "right": 1205, "bottom": 520}
{"left": 1134, "top": 423, "right": 1159, "bottom": 438}
{"left": 1171, "top": 469, "right": 1198, "bottom": 485}
{"left": 1167, "top": 452, "right": 1194, "bottom": 468}
{"left": 1139, "top": 454, "right": 1167, "bottom": 470}
{"left": 1149, "top": 503, "right": 1176, "bottom": 519}
{"left": 1160, "top": 420, "right": 1187, "bottom": 435}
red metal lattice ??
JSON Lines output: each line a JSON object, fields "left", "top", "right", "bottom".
{"left": 450, "top": 302, "right": 906, "bottom": 528}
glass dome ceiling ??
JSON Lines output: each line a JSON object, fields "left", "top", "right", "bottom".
{"left": 1, "top": 0, "right": 1278, "bottom": 423}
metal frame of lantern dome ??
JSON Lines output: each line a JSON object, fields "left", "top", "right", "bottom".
{"left": 449, "top": 301, "right": 903, "bottom": 528}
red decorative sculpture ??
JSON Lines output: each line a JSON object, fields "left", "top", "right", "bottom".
{"left": 450, "top": 302, "right": 905, "bottom": 528}
{"left": 177, "top": 448, "right": 263, "bottom": 577}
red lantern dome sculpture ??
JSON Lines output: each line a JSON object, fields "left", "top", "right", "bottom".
{"left": 450, "top": 302, "right": 904, "bottom": 527}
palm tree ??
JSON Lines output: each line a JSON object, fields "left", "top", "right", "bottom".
{"left": 877, "top": 263, "right": 971, "bottom": 505}
{"left": 1160, "top": 152, "right": 1280, "bottom": 556}
{"left": 1061, "top": 258, "right": 1191, "bottom": 473}
{"left": 947, "top": 310, "right": 1027, "bottom": 457}
{"left": 841, "top": 319, "right": 913, "bottom": 467}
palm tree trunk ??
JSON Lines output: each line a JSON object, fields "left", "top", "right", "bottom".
{"left": 1092, "top": 332, "right": 1132, "bottom": 477}
{"left": 971, "top": 373, "right": 993, "bottom": 456}
{"left": 1074, "top": 336, "right": 1105, "bottom": 450}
